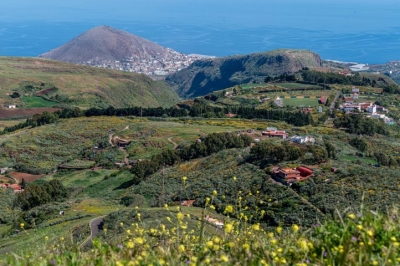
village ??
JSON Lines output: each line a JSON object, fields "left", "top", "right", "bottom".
{"left": 82, "top": 49, "right": 214, "bottom": 77}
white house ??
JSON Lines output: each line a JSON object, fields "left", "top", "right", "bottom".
{"left": 290, "top": 135, "right": 315, "bottom": 144}
{"left": 352, "top": 86, "right": 360, "bottom": 93}
{"left": 343, "top": 104, "right": 361, "bottom": 112}
{"left": 368, "top": 105, "right": 377, "bottom": 114}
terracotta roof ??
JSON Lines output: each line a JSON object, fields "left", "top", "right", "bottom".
{"left": 181, "top": 200, "right": 195, "bottom": 206}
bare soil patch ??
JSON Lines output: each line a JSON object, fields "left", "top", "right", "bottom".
{"left": 10, "top": 172, "right": 44, "bottom": 183}
{"left": 0, "top": 108, "right": 61, "bottom": 119}
{"left": 35, "top": 87, "right": 57, "bottom": 96}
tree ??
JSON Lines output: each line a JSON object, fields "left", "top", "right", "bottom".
{"left": 324, "top": 141, "right": 337, "bottom": 159}
{"left": 310, "top": 146, "right": 328, "bottom": 164}
{"left": 349, "top": 137, "right": 368, "bottom": 152}
{"left": 10, "top": 92, "right": 20, "bottom": 98}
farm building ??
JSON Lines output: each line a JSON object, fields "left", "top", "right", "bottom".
{"left": 181, "top": 200, "right": 195, "bottom": 207}
{"left": 261, "top": 127, "right": 288, "bottom": 139}
{"left": 0, "top": 167, "right": 9, "bottom": 175}
{"left": 0, "top": 183, "right": 23, "bottom": 193}
{"left": 343, "top": 97, "right": 354, "bottom": 103}
{"left": 225, "top": 113, "right": 236, "bottom": 118}
{"left": 290, "top": 135, "right": 315, "bottom": 144}
{"left": 343, "top": 104, "right": 361, "bottom": 112}
{"left": 205, "top": 215, "right": 224, "bottom": 228}
{"left": 5, "top": 104, "right": 16, "bottom": 108}
{"left": 319, "top": 97, "right": 326, "bottom": 104}
{"left": 272, "top": 166, "right": 313, "bottom": 185}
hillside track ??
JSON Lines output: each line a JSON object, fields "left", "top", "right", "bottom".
{"left": 79, "top": 215, "right": 106, "bottom": 248}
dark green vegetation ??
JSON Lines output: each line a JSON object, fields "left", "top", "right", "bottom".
{"left": 166, "top": 49, "right": 323, "bottom": 98}
{"left": 0, "top": 57, "right": 178, "bottom": 109}
{"left": 2, "top": 51, "right": 400, "bottom": 261}
{"left": 2, "top": 103, "right": 313, "bottom": 135}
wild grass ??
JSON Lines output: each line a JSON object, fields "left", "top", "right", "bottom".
{"left": 3, "top": 197, "right": 400, "bottom": 265}
{"left": 282, "top": 98, "right": 319, "bottom": 107}
{"left": 20, "top": 96, "right": 56, "bottom": 108}
{"left": 0, "top": 57, "right": 178, "bottom": 108}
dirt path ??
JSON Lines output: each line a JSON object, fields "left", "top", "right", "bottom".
{"left": 108, "top": 133, "right": 114, "bottom": 147}
{"left": 167, "top": 137, "right": 178, "bottom": 149}
{"left": 119, "top": 147, "right": 131, "bottom": 168}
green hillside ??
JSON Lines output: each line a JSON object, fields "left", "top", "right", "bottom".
{"left": 0, "top": 57, "right": 179, "bottom": 109}
{"left": 166, "top": 49, "right": 323, "bottom": 98}
{"left": 1, "top": 84, "right": 400, "bottom": 263}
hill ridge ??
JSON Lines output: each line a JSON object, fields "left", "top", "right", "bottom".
{"left": 166, "top": 49, "right": 323, "bottom": 98}
{"left": 39, "top": 25, "right": 171, "bottom": 64}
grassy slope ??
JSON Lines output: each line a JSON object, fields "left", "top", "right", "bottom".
{"left": 0, "top": 116, "right": 282, "bottom": 173}
{"left": 0, "top": 57, "right": 179, "bottom": 108}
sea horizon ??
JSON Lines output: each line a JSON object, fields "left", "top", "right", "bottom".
{"left": 1, "top": 1, "right": 400, "bottom": 64}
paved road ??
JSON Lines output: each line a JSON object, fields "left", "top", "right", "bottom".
{"left": 79, "top": 216, "right": 105, "bottom": 248}
{"left": 330, "top": 90, "right": 341, "bottom": 112}
{"left": 325, "top": 90, "right": 341, "bottom": 125}
{"left": 90, "top": 216, "right": 104, "bottom": 239}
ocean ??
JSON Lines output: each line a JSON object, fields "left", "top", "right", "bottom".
{"left": 1, "top": 0, "right": 400, "bottom": 64}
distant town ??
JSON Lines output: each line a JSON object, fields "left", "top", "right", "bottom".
{"left": 82, "top": 48, "right": 215, "bottom": 77}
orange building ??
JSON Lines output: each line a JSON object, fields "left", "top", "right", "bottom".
{"left": 272, "top": 166, "right": 313, "bottom": 185}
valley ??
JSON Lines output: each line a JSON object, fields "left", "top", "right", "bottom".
{"left": 1, "top": 48, "right": 400, "bottom": 265}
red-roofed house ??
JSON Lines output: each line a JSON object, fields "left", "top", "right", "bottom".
{"left": 225, "top": 113, "right": 236, "bottom": 118}
{"left": 272, "top": 166, "right": 313, "bottom": 185}
{"left": 261, "top": 128, "right": 288, "bottom": 139}
{"left": 181, "top": 200, "right": 195, "bottom": 207}
{"left": 0, "top": 183, "right": 23, "bottom": 193}
{"left": 319, "top": 97, "right": 326, "bottom": 104}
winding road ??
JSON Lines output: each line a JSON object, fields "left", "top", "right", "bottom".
{"left": 79, "top": 216, "right": 106, "bottom": 248}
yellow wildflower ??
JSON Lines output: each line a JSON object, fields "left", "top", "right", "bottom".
{"left": 348, "top": 213, "right": 356, "bottom": 219}
{"left": 225, "top": 223, "right": 234, "bottom": 233}
{"left": 126, "top": 240, "right": 134, "bottom": 248}
{"left": 177, "top": 212, "right": 184, "bottom": 220}
{"left": 135, "top": 237, "right": 144, "bottom": 244}
{"left": 224, "top": 205, "right": 234, "bottom": 213}
{"left": 252, "top": 223, "right": 260, "bottom": 231}
{"left": 220, "top": 255, "right": 229, "bottom": 262}
{"left": 292, "top": 224, "right": 299, "bottom": 232}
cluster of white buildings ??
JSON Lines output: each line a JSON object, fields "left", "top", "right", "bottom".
{"left": 83, "top": 49, "right": 214, "bottom": 76}
{"left": 340, "top": 86, "right": 395, "bottom": 125}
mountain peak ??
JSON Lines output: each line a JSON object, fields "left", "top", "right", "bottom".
{"left": 39, "top": 26, "right": 170, "bottom": 64}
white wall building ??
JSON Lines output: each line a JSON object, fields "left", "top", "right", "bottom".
{"left": 290, "top": 135, "right": 315, "bottom": 144}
